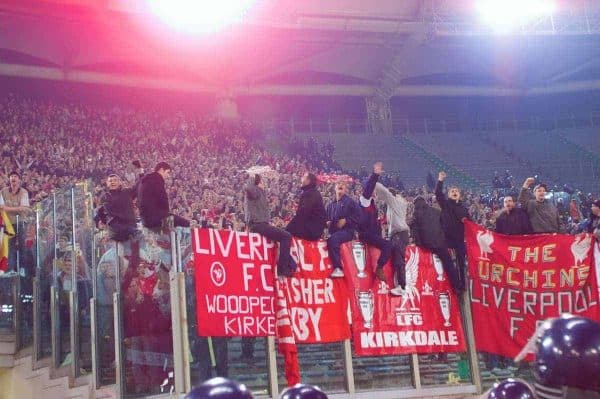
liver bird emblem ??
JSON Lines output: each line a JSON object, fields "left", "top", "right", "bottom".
{"left": 476, "top": 230, "right": 494, "bottom": 259}
{"left": 571, "top": 234, "right": 592, "bottom": 266}
{"left": 399, "top": 248, "right": 421, "bottom": 310}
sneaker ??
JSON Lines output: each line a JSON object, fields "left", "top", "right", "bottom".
{"left": 390, "top": 286, "right": 406, "bottom": 296}
{"left": 330, "top": 268, "right": 345, "bottom": 278}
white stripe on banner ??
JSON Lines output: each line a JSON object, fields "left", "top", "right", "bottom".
{"left": 277, "top": 319, "right": 291, "bottom": 327}
{"left": 279, "top": 337, "right": 295, "bottom": 344}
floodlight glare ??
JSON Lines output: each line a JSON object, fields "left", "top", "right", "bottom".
{"left": 476, "top": 0, "right": 556, "bottom": 33}
{"left": 148, "top": 0, "right": 256, "bottom": 34}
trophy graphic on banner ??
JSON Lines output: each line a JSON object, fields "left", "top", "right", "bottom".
{"left": 432, "top": 254, "right": 445, "bottom": 281}
{"left": 352, "top": 242, "right": 367, "bottom": 278}
{"left": 357, "top": 291, "right": 374, "bottom": 329}
{"left": 438, "top": 291, "right": 452, "bottom": 327}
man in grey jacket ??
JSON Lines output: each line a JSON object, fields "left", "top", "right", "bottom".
{"left": 518, "top": 178, "right": 563, "bottom": 233}
{"left": 244, "top": 173, "right": 296, "bottom": 277}
{"left": 374, "top": 170, "right": 410, "bottom": 296}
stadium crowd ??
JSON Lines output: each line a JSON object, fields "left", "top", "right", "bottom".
{"left": 1, "top": 95, "right": 597, "bottom": 238}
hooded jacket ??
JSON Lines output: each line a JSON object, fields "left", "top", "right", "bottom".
{"left": 286, "top": 182, "right": 326, "bottom": 241}
{"left": 138, "top": 172, "right": 169, "bottom": 228}
{"left": 410, "top": 197, "right": 447, "bottom": 249}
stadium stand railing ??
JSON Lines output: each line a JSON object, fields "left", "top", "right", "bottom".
{"left": 0, "top": 182, "right": 547, "bottom": 399}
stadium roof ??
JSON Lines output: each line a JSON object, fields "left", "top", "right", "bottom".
{"left": 2, "top": 0, "right": 600, "bottom": 97}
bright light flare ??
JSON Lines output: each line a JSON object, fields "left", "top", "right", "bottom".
{"left": 148, "top": 0, "right": 256, "bottom": 34}
{"left": 476, "top": 0, "right": 557, "bottom": 33}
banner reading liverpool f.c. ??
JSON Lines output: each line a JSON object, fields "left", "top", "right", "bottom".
{"left": 343, "top": 243, "right": 466, "bottom": 356}
{"left": 192, "top": 228, "right": 278, "bottom": 337}
{"left": 192, "top": 229, "right": 350, "bottom": 342}
{"left": 465, "top": 220, "right": 600, "bottom": 359}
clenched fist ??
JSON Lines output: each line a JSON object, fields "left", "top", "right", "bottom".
{"left": 523, "top": 177, "right": 535, "bottom": 188}
{"left": 438, "top": 171, "right": 447, "bottom": 181}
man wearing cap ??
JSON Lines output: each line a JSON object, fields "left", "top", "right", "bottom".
{"left": 95, "top": 173, "right": 138, "bottom": 242}
{"left": 518, "top": 177, "right": 563, "bottom": 233}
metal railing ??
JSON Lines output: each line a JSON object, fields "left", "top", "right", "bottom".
{"left": 257, "top": 111, "right": 600, "bottom": 136}
{"left": 1, "top": 186, "right": 546, "bottom": 398}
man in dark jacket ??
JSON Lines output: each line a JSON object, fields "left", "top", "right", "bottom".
{"left": 138, "top": 162, "right": 189, "bottom": 229}
{"left": 410, "top": 196, "right": 462, "bottom": 294}
{"left": 286, "top": 173, "right": 326, "bottom": 241}
{"left": 518, "top": 178, "right": 563, "bottom": 233}
{"left": 435, "top": 171, "right": 469, "bottom": 290}
{"left": 95, "top": 174, "right": 137, "bottom": 241}
{"left": 357, "top": 162, "right": 392, "bottom": 282}
{"left": 245, "top": 173, "right": 295, "bottom": 277}
{"left": 495, "top": 196, "right": 532, "bottom": 235}
{"left": 326, "top": 181, "right": 360, "bottom": 278}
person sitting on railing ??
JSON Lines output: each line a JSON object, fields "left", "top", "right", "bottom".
{"left": 435, "top": 171, "right": 469, "bottom": 291}
{"left": 138, "top": 162, "right": 190, "bottom": 231}
{"left": 326, "top": 181, "right": 360, "bottom": 279}
{"left": 356, "top": 162, "right": 392, "bottom": 283}
{"left": 244, "top": 170, "right": 296, "bottom": 277}
{"left": 0, "top": 171, "right": 32, "bottom": 272}
{"left": 285, "top": 172, "right": 326, "bottom": 241}
{"left": 94, "top": 173, "right": 138, "bottom": 242}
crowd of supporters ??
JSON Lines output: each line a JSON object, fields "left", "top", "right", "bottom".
{"left": 0, "top": 94, "right": 598, "bottom": 239}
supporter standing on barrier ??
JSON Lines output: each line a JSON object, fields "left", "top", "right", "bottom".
{"left": 435, "top": 171, "right": 469, "bottom": 291}
{"left": 519, "top": 177, "right": 563, "bottom": 233}
{"left": 94, "top": 173, "right": 138, "bottom": 242}
{"left": 286, "top": 172, "right": 326, "bottom": 241}
{"left": 326, "top": 181, "right": 360, "bottom": 278}
{"left": 494, "top": 195, "right": 532, "bottom": 236}
{"left": 138, "top": 162, "right": 190, "bottom": 230}
{"left": 244, "top": 173, "right": 296, "bottom": 277}
{"left": 410, "top": 196, "right": 463, "bottom": 295}
{"left": 357, "top": 162, "right": 392, "bottom": 283}
{"left": 373, "top": 163, "right": 410, "bottom": 296}
{"left": 0, "top": 171, "right": 31, "bottom": 272}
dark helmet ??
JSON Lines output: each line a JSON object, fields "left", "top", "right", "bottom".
{"left": 184, "top": 378, "right": 254, "bottom": 399}
{"left": 487, "top": 378, "right": 535, "bottom": 399}
{"left": 534, "top": 315, "right": 600, "bottom": 395}
{"left": 279, "top": 384, "right": 328, "bottom": 399}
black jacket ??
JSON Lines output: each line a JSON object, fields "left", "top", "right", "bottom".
{"left": 95, "top": 187, "right": 137, "bottom": 241}
{"left": 435, "top": 180, "right": 469, "bottom": 245}
{"left": 495, "top": 208, "right": 533, "bottom": 235}
{"left": 286, "top": 183, "right": 326, "bottom": 241}
{"left": 358, "top": 173, "right": 381, "bottom": 237}
{"left": 138, "top": 172, "right": 169, "bottom": 228}
{"left": 410, "top": 197, "right": 447, "bottom": 249}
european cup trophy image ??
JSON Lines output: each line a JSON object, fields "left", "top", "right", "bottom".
{"left": 432, "top": 254, "right": 445, "bottom": 281}
{"left": 352, "top": 242, "right": 367, "bottom": 278}
{"left": 357, "top": 291, "right": 374, "bottom": 329}
{"left": 438, "top": 291, "right": 452, "bottom": 327}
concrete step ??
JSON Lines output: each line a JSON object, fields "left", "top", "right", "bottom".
{"left": 0, "top": 340, "right": 16, "bottom": 355}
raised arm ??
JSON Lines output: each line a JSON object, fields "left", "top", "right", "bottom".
{"left": 435, "top": 171, "right": 447, "bottom": 208}
{"left": 518, "top": 177, "right": 535, "bottom": 208}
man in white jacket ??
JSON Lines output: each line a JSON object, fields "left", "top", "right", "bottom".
{"left": 374, "top": 176, "right": 410, "bottom": 296}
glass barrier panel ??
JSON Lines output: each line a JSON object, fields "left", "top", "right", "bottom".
{"left": 119, "top": 229, "right": 175, "bottom": 397}
{"left": 73, "top": 182, "right": 94, "bottom": 375}
{"left": 17, "top": 212, "right": 35, "bottom": 350}
{"left": 180, "top": 228, "right": 270, "bottom": 395}
{"left": 0, "top": 275, "right": 16, "bottom": 333}
{"left": 477, "top": 351, "right": 533, "bottom": 391}
{"left": 54, "top": 188, "right": 74, "bottom": 369}
{"left": 36, "top": 197, "right": 55, "bottom": 359}
{"left": 95, "top": 234, "right": 118, "bottom": 386}
{"left": 351, "top": 350, "right": 413, "bottom": 391}
{"left": 276, "top": 342, "right": 345, "bottom": 393}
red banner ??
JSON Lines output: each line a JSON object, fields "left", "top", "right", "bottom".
{"left": 465, "top": 220, "right": 600, "bottom": 359}
{"left": 192, "top": 228, "right": 277, "bottom": 337}
{"left": 193, "top": 229, "right": 350, "bottom": 342}
{"left": 343, "top": 243, "right": 466, "bottom": 356}
{"left": 281, "top": 238, "right": 351, "bottom": 343}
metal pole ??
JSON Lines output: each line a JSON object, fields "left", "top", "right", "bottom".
{"left": 113, "top": 242, "right": 125, "bottom": 399}
{"left": 463, "top": 289, "right": 483, "bottom": 393}
{"left": 410, "top": 354, "right": 422, "bottom": 389}
{"left": 266, "top": 337, "right": 279, "bottom": 399}
{"left": 70, "top": 188, "right": 80, "bottom": 378}
{"left": 342, "top": 339, "right": 355, "bottom": 394}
